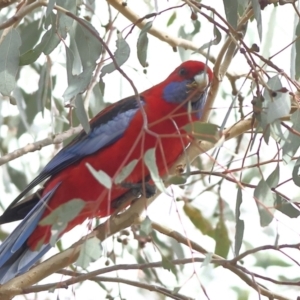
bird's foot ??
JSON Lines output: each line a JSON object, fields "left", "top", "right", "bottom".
{"left": 111, "top": 182, "right": 156, "bottom": 210}
{"left": 121, "top": 182, "right": 156, "bottom": 199}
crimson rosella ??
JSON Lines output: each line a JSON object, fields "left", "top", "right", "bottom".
{"left": 0, "top": 60, "right": 212, "bottom": 283}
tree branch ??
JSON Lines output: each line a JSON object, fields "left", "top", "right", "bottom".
{"left": 0, "top": 126, "right": 82, "bottom": 166}
{"left": 152, "top": 221, "right": 291, "bottom": 300}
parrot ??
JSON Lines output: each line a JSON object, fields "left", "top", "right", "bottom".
{"left": 0, "top": 60, "right": 212, "bottom": 284}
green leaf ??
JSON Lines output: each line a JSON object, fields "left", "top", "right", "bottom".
{"left": 42, "top": 24, "right": 61, "bottom": 55}
{"left": 178, "top": 26, "right": 192, "bottom": 61}
{"left": 39, "top": 198, "right": 86, "bottom": 246}
{"left": 295, "top": 20, "right": 300, "bottom": 79}
{"left": 46, "top": 0, "right": 56, "bottom": 17}
{"left": 270, "top": 119, "right": 286, "bottom": 142}
{"left": 251, "top": 95, "right": 270, "bottom": 144}
{"left": 232, "top": 287, "right": 249, "bottom": 300}
{"left": 275, "top": 195, "right": 300, "bottom": 218}
{"left": 254, "top": 179, "right": 275, "bottom": 226}
{"left": 191, "top": 20, "right": 201, "bottom": 35}
{"left": 65, "top": 44, "right": 74, "bottom": 84}
{"left": 75, "top": 94, "right": 90, "bottom": 134}
{"left": 167, "top": 12, "right": 176, "bottom": 26}
{"left": 183, "top": 203, "right": 214, "bottom": 237}
{"left": 214, "top": 219, "right": 230, "bottom": 258}
{"left": 63, "top": 65, "right": 94, "bottom": 102}
{"left": 234, "top": 188, "right": 244, "bottom": 256}
{"left": 40, "top": 198, "right": 85, "bottom": 225}
{"left": 19, "top": 46, "right": 44, "bottom": 66}
{"left": 74, "top": 20, "right": 102, "bottom": 70}
{"left": 251, "top": 0, "right": 262, "bottom": 41}
{"left": 282, "top": 109, "right": 300, "bottom": 162}
{"left": 144, "top": 148, "right": 167, "bottom": 193}
{"left": 89, "top": 83, "right": 105, "bottom": 117}
{"left": 254, "top": 254, "right": 292, "bottom": 268}
{"left": 172, "top": 287, "right": 181, "bottom": 294}
{"left": 137, "top": 21, "right": 152, "bottom": 67}
{"left": 0, "top": 29, "right": 21, "bottom": 96}
{"left": 266, "top": 164, "right": 280, "bottom": 188}
{"left": 114, "top": 159, "right": 138, "bottom": 184}
{"left": 136, "top": 252, "right": 153, "bottom": 280}
{"left": 162, "top": 255, "right": 177, "bottom": 276}
{"left": 223, "top": 0, "right": 238, "bottom": 29}
{"left": 36, "top": 62, "right": 52, "bottom": 115}
{"left": 19, "top": 13, "right": 60, "bottom": 65}
{"left": 140, "top": 216, "right": 152, "bottom": 236}
{"left": 201, "top": 252, "right": 213, "bottom": 267}
{"left": 76, "top": 237, "right": 102, "bottom": 268}
{"left": 198, "top": 24, "right": 221, "bottom": 51}
{"left": 184, "top": 122, "right": 219, "bottom": 143}
{"left": 101, "top": 33, "right": 130, "bottom": 76}
{"left": 18, "top": 19, "right": 44, "bottom": 55}
{"left": 86, "top": 163, "right": 112, "bottom": 189}
{"left": 169, "top": 238, "right": 185, "bottom": 260}
{"left": 238, "top": 0, "right": 249, "bottom": 15}
{"left": 292, "top": 156, "right": 300, "bottom": 187}
{"left": 7, "top": 165, "right": 28, "bottom": 191}
{"left": 57, "top": 0, "right": 75, "bottom": 39}
{"left": 20, "top": 88, "right": 40, "bottom": 123}
{"left": 167, "top": 175, "right": 187, "bottom": 185}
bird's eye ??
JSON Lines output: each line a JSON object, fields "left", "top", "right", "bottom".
{"left": 178, "top": 68, "right": 187, "bottom": 76}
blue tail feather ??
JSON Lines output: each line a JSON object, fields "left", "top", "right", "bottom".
{"left": 0, "top": 184, "right": 59, "bottom": 284}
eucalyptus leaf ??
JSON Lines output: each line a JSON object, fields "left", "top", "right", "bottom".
{"left": 40, "top": 198, "right": 86, "bottom": 225}
{"left": 183, "top": 203, "right": 214, "bottom": 237}
{"left": 40, "top": 198, "right": 86, "bottom": 246}
{"left": 198, "top": 25, "right": 221, "bottom": 51}
{"left": 214, "top": 219, "right": 230, "bottom": 258}
{"left": 74, "top": 20, "right": 102, "bottom": 70}
{"left": 76, "top": 237, "right": 102, "bottom": 268}
{"left": 140, "top": 216, "right": 152, "bottom": 236}
{"left": 282, "top": 109, "right": 300, "bottom": 162}
{"left": 167, "top": 12, "right": 176, "bottom": 26}
{"left": 254, "top": 178, "right": 275, "bottom": 226}
{"left": 251, "top": 0, "right": 262, "bottom": 41}
{"left": 184, "top": 122, "right": 219, "bottom": 143}
{"left": 223, "top": 0, "right": 238, "bottom": 29}
{"left": 144, "top": 148, "right": 167, "bottom": 194}
{"left": 75, "top": 94, "right": 90, "bottom": 134}
{"left": 63, "top": 66, "right": 93, "bottom": 102}
{"left": 19, "top": 19, "right": 43, "bottom": 55}
{"left": 0, "top": 29, "right": 21, "bottom": 96}
{"left": 114, "top": 159, "right": 138, "bottom": 184}
{"left": 86, "top": 163, "right": 112, "bottom": 189}
{"left": 101, "top": 34, "right": 130, "bottom": 76}
{"left": 57, "top": 0, "right": 75, "bottom": 39}
{"left": 275, "top": 195, "right": 300, "bottom": 218}
{"left": 137, "top": 21, "right": 152, "bottom": 67}
{"left": 235, "top": 188, "right": 244, "bottom": 256}
{"left": 295, "top": 19, "right": 300, "bottom": 79}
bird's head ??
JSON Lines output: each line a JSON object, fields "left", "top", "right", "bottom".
{"left": 162, "top": 60, "right": 213, "bottom": 118}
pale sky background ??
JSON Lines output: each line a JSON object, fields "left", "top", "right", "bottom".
{"left": 1, "top": 0, "right": 300, "bottom": 299}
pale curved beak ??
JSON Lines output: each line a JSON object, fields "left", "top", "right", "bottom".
{"left": 186, "top": 71, "right": 210, "bottom": 104}
{"left": 194, "top": 71, "right": 210, "bottom": 91}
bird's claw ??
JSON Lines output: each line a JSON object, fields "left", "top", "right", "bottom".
{"left": 120, "top": 182, "right": 156, "bottom": 199}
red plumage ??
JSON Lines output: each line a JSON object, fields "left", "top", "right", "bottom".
{"left": 0, "top": 61, "right": 212, "bottom": 279}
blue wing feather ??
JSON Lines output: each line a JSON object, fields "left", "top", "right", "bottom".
{"left": 5, "top": 96, "right": 144, "bottom": 212}
{"left": 0, "top": 184, "right": 59, "bottom": 283}
{"left": 0, "top": 97, "right": 144, "bottom": 283}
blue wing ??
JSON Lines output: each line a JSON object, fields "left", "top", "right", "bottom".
{"left": 0, "top": 96, "right": 144, "bottom": 283}
{"left": 0, "top": 184, "right": 59, "bottom": 284}
{"left": 5, "top": 96, "right": 144, "bottom": 212}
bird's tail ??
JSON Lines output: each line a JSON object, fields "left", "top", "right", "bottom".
{"left": 0, "top": 185, "right": 59, "bottom": 284}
